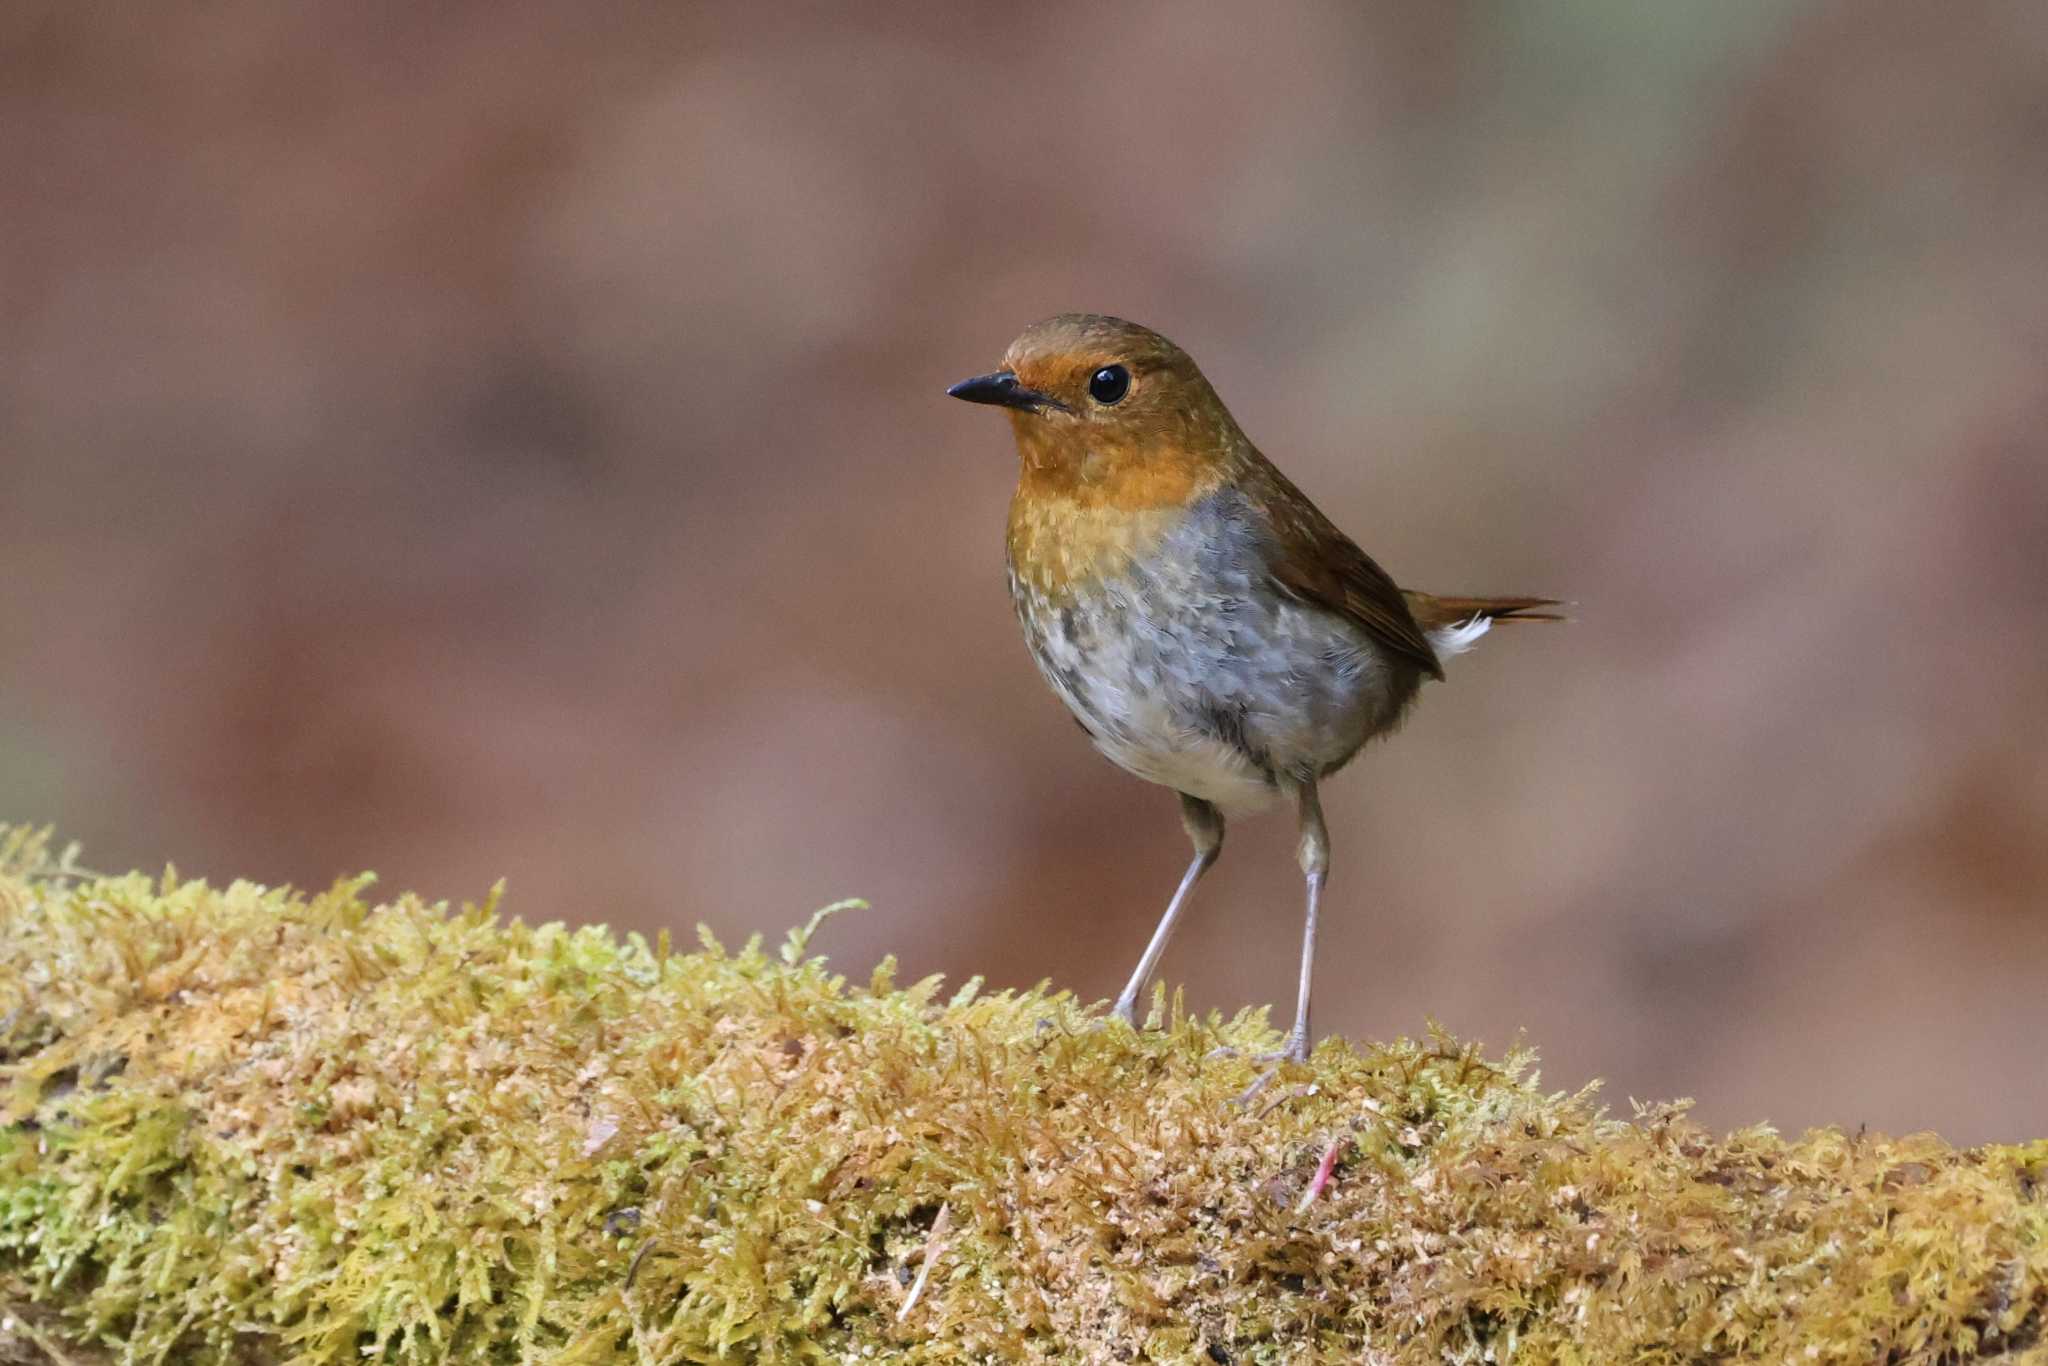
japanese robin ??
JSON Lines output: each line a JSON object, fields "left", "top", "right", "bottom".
{"left": 948, "top": 314, "right": 1559, "bottom": 1063}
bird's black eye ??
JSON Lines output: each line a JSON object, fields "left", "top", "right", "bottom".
{"left": 1088, "top": 364, "right": 1130, "bottom": 405}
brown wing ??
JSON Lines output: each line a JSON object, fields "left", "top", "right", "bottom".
{"left": 1247, "top": 460, "right": 1446, "bottom": 680}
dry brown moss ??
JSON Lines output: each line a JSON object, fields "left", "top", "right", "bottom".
{"left": 2, "top": 824, "right": 2046, "bottom": 1363}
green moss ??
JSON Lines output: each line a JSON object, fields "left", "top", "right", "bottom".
{"left": 1, "top": 823, "right": 2045, "bottom": 1363}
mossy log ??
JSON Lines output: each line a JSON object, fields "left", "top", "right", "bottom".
{"left": 2, "top": 826, "right": 2045, "bottom": 1364}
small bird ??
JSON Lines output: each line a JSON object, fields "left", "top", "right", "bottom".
{"left": 948, "top": 314, "right": 1559, "bottom": 1063}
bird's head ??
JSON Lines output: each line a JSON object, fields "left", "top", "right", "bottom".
{"left": 947, "top": 315, "right": 1241, "bottom": 487}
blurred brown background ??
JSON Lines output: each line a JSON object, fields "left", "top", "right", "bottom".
{"left": 5, "top": 2, "right": 2046, "bottom": 1142}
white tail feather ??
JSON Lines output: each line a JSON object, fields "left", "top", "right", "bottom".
{"left": 1428, "top": 614, "right": 1492, "bottom": 660}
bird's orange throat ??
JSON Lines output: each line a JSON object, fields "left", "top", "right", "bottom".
{"left": 1003, "top": 418, "right": 1227, "bottom": 601}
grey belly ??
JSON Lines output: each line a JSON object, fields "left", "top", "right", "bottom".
{"left": 1010, "top": 523, "right": 1415, "bottom": 813}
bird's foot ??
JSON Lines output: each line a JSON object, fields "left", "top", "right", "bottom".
{"left": 1268, "top": 1027, "right": 1311, "bottom": 1065}
{"left": 1233, "top": 1064, "right": 1289, "bottom": 1107}
{"left": 1091, "top": 999, "right": 1144, "bottom": 1036}
{"left": 1221, "top": 1029, "right": 1311, "bottom": 1106}
{"left": 1209, "top": 1028, "right": 1310, "bottom": 1066}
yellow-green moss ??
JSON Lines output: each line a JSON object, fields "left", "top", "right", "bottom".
{"left": 1, "top": 824, "right": 2045, "bottom": 1364}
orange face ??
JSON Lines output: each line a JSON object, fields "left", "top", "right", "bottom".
{"left": 950, "top": 314, "right": 1239, "bottom": 507}
{"left": 952, "top": 314, "right": 1249, "bottom": 597}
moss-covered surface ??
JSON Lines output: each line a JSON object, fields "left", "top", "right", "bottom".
{"left": 2, "top": 827, "right": 2046, "bottom": 1364}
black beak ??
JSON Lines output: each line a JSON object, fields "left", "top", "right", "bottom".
{"left": 945, "top": 370, "right": 1067, "bottom": 414}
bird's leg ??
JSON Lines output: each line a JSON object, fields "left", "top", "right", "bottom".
{"left": 1277, "top": 776, "right": 1328, "bottom": 1064}
{"left": 1110, "top": 793, "right": 1223, "bottom": 1028}
{"left": 1224, "top": 778, "right": 1327, "bottom": 1094}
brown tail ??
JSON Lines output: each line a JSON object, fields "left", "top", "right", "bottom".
{"left": 1402, "top": 592, "right": 1567, "bottom": 631}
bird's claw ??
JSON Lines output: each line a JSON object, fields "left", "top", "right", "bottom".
{"left": 1234, "top": 1065, "right": 1285, "bottom": 1107}
{"left": 1209, "top": 1031, "right": 1309, "bottom": 1066}
{"left": 1267, "top": 1043, "right": 1310, "bottom": 1066}
{"left": 1220, "top": 1031, "right": 1311, "bottom": 1106}
{"left": 1092, "top": 1001, "right": 1143, "bottom": 1036}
